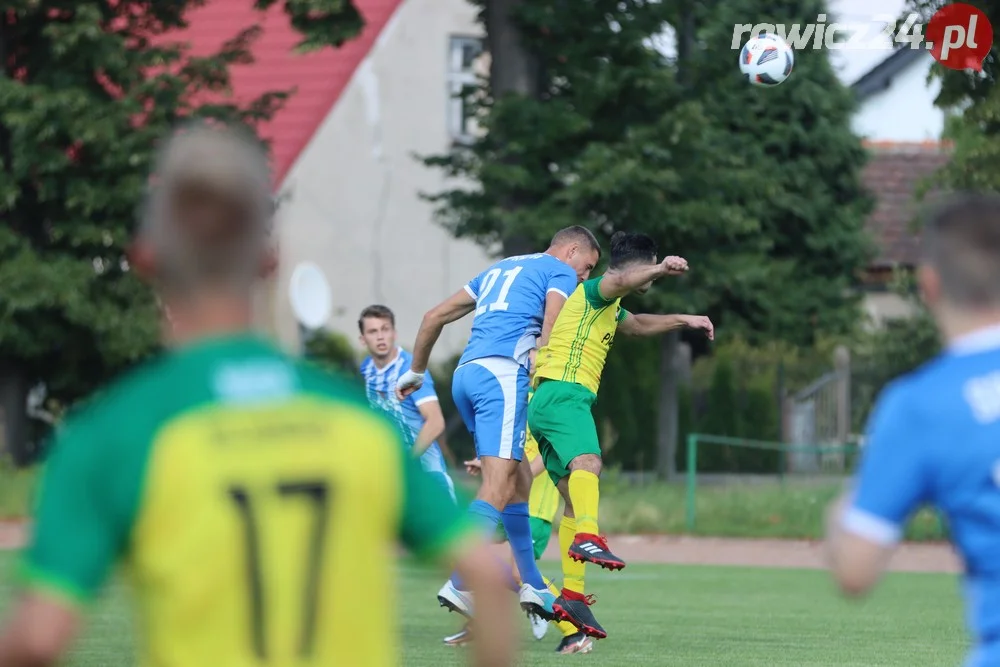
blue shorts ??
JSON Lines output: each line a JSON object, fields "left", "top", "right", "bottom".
{"left": 452, "top": 356, "right": 529, "bottom": 461}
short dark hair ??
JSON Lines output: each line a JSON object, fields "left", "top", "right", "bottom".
{"left": 551, "top": 225, "right": 601, "bottom": 259}
{"left": 922, "top": 193, "right": 1000, "bottom": 309}
{"left": 358, "top": 304, "right": 395, "bottom": 332}
{"left": 609, "top": 231, "right": 657, "bottom": 269}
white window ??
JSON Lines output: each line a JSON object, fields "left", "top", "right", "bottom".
{"left": 447, "top": 36, "right": 485, "bottom": 143}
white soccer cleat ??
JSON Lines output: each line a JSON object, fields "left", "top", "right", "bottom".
{"left": 437, "top": 580, "right": 473, "bottom": 619}
{"left": 527, "top": 611, "right": 549, "bottom": 640}
{"left": 518, "top": 583, "right": 557, "bottom": 621}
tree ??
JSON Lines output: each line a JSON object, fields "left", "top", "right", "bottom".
{"left": 425, "top": 0, "right": 871, "bottom": 346}
{"left": 0, "top": 0, "right": 361, "bottom": 460}
{"left": 904, "top": 0, "right": 1000, "bottom": 190}
{"left": 424, "top": 0, "right": 873, "bottom": 474}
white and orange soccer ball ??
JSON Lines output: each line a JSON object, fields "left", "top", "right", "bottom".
{"left": 739, "top": 33, "right": 794, "bottom": 87}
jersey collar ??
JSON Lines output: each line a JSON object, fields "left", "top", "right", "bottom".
{"left": 949, "top": 322, "right": 1000, "bottom": 356}
{"left": 369, "top": 347, "right": 404, "bottom": 373}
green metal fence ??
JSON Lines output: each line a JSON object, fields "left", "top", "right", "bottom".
{"left": 684, "top": 433, "right": 861, "bottom": 531}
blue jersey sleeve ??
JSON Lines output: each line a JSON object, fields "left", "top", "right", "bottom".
{"left": 844, "top": 382, "right": 932, "bottom": 545}
{"left": 464, "top": 269, "right": 485, "bottom": 301}
{"left": 411, "top": 368, "right": 439, "bottom": 407}
{"left": 548, "top": 265, "right": 578, "bottom": 300}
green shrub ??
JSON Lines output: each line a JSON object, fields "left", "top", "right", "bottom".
{"left": 305, "top": 330, "right": 360, "bottom": 377}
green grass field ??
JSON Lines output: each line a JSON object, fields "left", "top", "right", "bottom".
{"left": 0, "top": 465, "right": 948, "bottom": 541}
{"left": 0, "top": 554, "right": 968, "bottom": 666}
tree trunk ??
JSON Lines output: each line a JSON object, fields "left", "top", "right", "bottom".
{"left": 656, "top": 331, "right": 680, "bottom": 480}
{"left": 485, "top": 0, "right": 541, "bottom": 257}
{"left": 0, "top": 363, "right": 31, "bottom": 466}
{"left": 485, "top": 0, "right": 541, "bottom": 99}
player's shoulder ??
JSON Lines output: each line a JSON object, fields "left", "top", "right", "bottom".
{"left": 872, "top": 353, "right": 954, "bottom": 420}
{"left": 359, "top": 355, "right": 374, "bottom": 373}
{"left": 545, "top": 253, "right": 576, "bottom": 275}
{"left": 52, "top": 348, "right": 209, "bottom": 456}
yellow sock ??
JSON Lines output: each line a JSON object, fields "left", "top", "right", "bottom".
{"left": 568, "top": 470, "right": 600, "bottom": 535}
{"left": 542, "top": 574, "right": 576, "bottom": 635}
{"left": 559, "top": 516, "right": 585, "bottom": 595}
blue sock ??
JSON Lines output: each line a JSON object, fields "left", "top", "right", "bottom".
{"left": 501, "top": 502, "right": 546, "bottom": 589}
{"left": 449, "top": 500, "right": 503, "bottom": 591}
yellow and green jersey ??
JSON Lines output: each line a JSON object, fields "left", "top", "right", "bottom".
{"left": 534, "top": 276, "right": 630, "bottom": 395}
{"left": 20, "top": 334, "right": 471, "bottom": 667}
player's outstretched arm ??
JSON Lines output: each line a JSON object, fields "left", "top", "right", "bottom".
{"left": 0, "top": 596, "right": 79, "bottom": 667}
{"left": 598, "top": 255, "right": 688, "bottom": 300}
{"left": 452, "top": 541, "right": 517, "bottom": 666}
{"left": 398, "top": 436, "right": 515, "bottom": 666}
{"left": 824, "top": 492, "right": 895, "bottom": 597}
{"left": 413, "top": 399, "right": 446, "bottom": 457}
{"left": 397, "top": 289, "right": 475, "bottom": 399}
{"left": 619, "top": 313, "right": 714, "bottom": 340}
{"left": 0, "top": 410, "right": 121, "bottom": 667}
{"left": 825, "top": 385, "right": 928, "bottom": 597}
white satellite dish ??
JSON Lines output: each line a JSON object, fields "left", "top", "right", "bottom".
{"left": 289, "top": 262, "right": 332, "bottom": 330}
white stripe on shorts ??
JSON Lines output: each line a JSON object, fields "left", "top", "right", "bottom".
{"left": 470, "top": 356, "right": 521, "bottom": 460}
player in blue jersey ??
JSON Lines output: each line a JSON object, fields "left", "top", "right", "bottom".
{"left": 826, "top": 193, "right": 1000, "bottom": 667}
{"left": 359, "top": 304, "right": 456, "bottom": 502}
{"left": 396, "top": 226, "right": 601, "bottom": 622}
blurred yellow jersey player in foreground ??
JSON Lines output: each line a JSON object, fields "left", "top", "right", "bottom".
{"left": 0, "top": 123, "right": 514, "bottom": 667}
{"left": 450, "top": 417, "right": 594, "bottom": 655}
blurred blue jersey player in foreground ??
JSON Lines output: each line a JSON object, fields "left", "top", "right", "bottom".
{"left": 396, "top": 227, "right": 601, "bottom": 622}
{"left": 359, "top": 304, "right": 456, "bottom": 502}
{"left": 826, "top": 193, "right": 1000, "bottom": 667}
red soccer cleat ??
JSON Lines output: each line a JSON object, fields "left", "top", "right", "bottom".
{"left": 568, "top": 533, "right": 626, "bottom": 571}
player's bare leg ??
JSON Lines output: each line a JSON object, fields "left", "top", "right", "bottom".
{"left": 551, "top": 483, "right": 607, "bottom": 639}
{"left": 507, "top": 458, "right": 558, "bottom": 620}
{"left": 565, "top": 454, "right": 625, "bottom": 571}
{"left": 437, "top": 456, "right": 518, "bottom": 617}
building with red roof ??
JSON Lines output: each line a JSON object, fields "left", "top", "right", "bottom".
{"left": 179, "top": 0, "right": 491, "bottom": 357}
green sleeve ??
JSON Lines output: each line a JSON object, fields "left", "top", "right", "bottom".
{"left": 617, "top": 307, "right": 630, "bottom": 324}
{"left": 398, "top": 440, "right": 474, "bottom": 560}
{"left": 583, "top": 277, "right": 617, "bottom": 309}
{"left": 19, "top": 408, "right": 131, "bottom": 606}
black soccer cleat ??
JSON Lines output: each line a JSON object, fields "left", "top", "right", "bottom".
{"left": 553, "top": 593, "right": 607, "bottom": 639}
{"left": 569, "top": 533, "right": 626, "bottom": 571}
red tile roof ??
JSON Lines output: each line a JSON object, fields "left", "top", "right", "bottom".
{"left": 177, "top": 0, "right": 403, "bottom": 183}
{"left": 863, "top": 141, "right": 951, "bottom": 267}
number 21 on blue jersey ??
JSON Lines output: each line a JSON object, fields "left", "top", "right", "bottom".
{"left": 475, "top": 266, "right": 522, "bottom": 316}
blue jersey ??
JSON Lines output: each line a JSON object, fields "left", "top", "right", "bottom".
{"left": 845, "top": 326, "right": 1000, "bottom": 657}
{"left": 459, "top": 253, "right": 578, "bottom": 368}
{"left": 360, "top": 348, "right": 448, "bottom": 476}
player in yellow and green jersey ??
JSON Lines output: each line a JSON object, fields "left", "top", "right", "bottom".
{"left": 530, "top": 231, "right": 714, "bottom": 640}
{"left": 0, "top": 123, "right": 514, "bottom": 667}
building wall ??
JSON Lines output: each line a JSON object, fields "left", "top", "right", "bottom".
{"left": 269, "top": 0, "right": 490, "bottom": 362}
{"left": 862, "top": 291, "right": 918, "bottom": 327}
{"left": 852, "top": 54, "right": 944, "bottom": 142}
